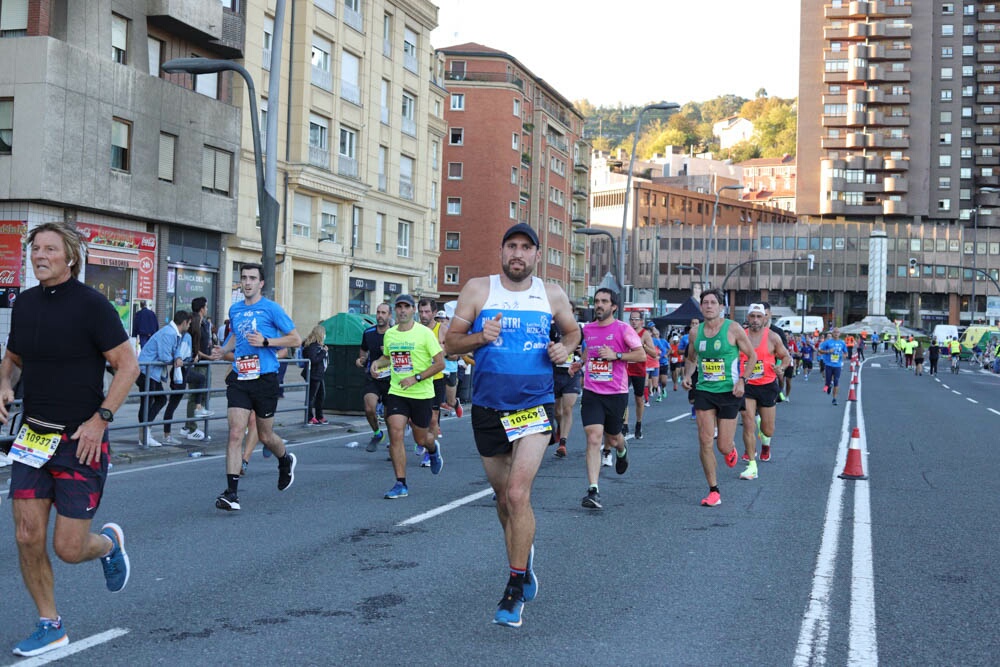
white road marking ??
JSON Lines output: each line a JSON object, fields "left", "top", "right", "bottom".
{"left": 967, "top": 398, "right": 979, "bottom": 404}
{"left": 952, "top": 390, "right": 962, "bottom": 395}
{"left": 397, "top": 488, "right": 494, "bottom": 526}
{"left": 667, "top": 412, "right": 691, "bottom": 423}
{"left": 850, "top": 375, "right": 878, "bottom": 665}
{"left": 941, "top": 384, "right": 949, "bottom": 389}
{"left": 989, "top": 408, "right": 1000, "bottom": 416}
{"left": 870, "top": 363, "right": 881, "bottom": 368}
{"left": 14, "top": 628, "right": 129, "bottom": 666}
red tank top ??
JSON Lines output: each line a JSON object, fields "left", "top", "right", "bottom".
{"left": 741, "top": 328, "right": 777, "bottom": 385}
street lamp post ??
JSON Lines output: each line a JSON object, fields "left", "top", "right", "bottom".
{"left": 970, "top": 186, "right": 1000, "bottom": 324}
{"left": 704, "top": 184, "right": 744, "bottom": 290}
{"left": 574, "top": 228, "right": 620, "bottom": 305}
{"left": 162, "top": 57, "right": 281, "bottom": 299}
{"left": 620, "top": 102, "right": 680, "bottom": 307}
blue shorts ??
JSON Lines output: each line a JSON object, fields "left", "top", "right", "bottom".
{"left": 10, "top": 430, "right": 110, "bottom": 520}
{"left": 824, "top": 365, "right": 843, "bottom": 387}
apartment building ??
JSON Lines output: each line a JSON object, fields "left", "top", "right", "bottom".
{"left": 231, "top": 0, "right": 445, "bottom": 323}
{"left": 435, "top": 42, "right": 590, "bottom": 307}
{"left": 798, "top": 0, "right": 1000, "bottom": 325}
{"left": 740, "top": 154, "right": 797, "bottom": 212}
{"left": 0, "top": 0, "right": 243, "bottom": 340}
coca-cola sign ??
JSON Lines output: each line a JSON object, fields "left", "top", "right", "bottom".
{"left": 0, "top": 221, "right": 26, "bottom": 288}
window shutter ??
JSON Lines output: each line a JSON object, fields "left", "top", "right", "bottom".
{"left": 214, "top": 150, "right": 231, "bottom": 194}
{"left": 111, "top": 120, "right": 128, "bottom": 148}
{"left": 158, "top": 133, "right": 175, "bottom": 181}
{"left": 0, "top": 0, "right": 29, "bottom": 31}
{"left": 201, "top": 147, "right": 215, "bottom": 189}
{"left": 111, "top": 15, "right": 127, "bottom": 52}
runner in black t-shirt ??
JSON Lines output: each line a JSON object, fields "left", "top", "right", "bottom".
{"left": 358, "top": 302, "right": 392, "bottom": 451}
{"left": 0, "top": 222, "right": 139, "bottom": 658}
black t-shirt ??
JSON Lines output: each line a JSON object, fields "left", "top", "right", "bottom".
{"left": 7, "top": 279, "right": 128, "bottom": 426}
{"left": 769, "top": 323, "right": 789, "bottom": 348}
{"left": 360, "top": 326, "right": 386, "bottom": 372}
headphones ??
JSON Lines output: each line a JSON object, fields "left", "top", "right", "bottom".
{"left": 67, "top": 260, "right": 74, "bottom": 266}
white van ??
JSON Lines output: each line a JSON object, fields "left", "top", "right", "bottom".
{"left": 932, "top": 324, "right": 959, "bottom": 345}
{"left": 773, "top": 316, "right": 825, "bottom": 333}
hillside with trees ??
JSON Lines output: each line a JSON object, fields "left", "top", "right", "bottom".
{"left": 577, "top": 90, "right": 797, "bottom": 162}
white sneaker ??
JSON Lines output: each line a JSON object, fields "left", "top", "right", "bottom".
{"left": 162, "top": 434, "right": 180, "bottom": 445}
{"left": 194, "top": 408, "right": 214, "bottom": 418}
{"left": 186, "top": 429, "right": 206, "bottom": 441}
{"left": 145, "top": 435, "right": 163, "bottom": 448}
{"left": 601, "top": 450, "right": 614, "bottom": 467}
{"left": 179, "top": 427, "right": 192, "bottom": 437}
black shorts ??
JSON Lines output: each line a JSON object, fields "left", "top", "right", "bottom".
{"left": 553, "top": 369, "right": 581, "bottom": 398}
{"left": 580, "top": 389, "right": 628, "bottom": 436}
{"left": 783, "top": 365, "right": 794, "bottom": 379}
{"left": 444, "top": 372, "right": 458, "bottom": 388}
{"left": 692, "top": 389, "right": 741, "bottom": 419}
{"left": 628, "top": 374, "right": 645, "bottom": 397}
{"left": 9, "top": 429, "right": 110, "bottom": 520}
{"left": 743, "top": 381, "right": 779, "bottom": 408}
{"left": 670, "top": 362, "right": 684, "bottom": 373}
{"left": 802, "top": 360, "right": 813, "bottom": 370}
{"left": 226, "top": 371, "right": 280, "bottom": 418}
{"left": 363, "top": 377, "right": 390, "bottom": 401}
{"left": 659, "top": 364, "right": 669, "bottom": 376}
{"left": 384, "top": 393, "right": 434, "bottom": 429}
{"left": 432, "top": 378, "right": 447, "bottom": 409}
{"left": 472, "top": 403, "right": 554, "bottom": 458}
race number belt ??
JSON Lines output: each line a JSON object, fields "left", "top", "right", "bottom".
{"left": 8, "top": 418, "right": 65, "bottom": 469}
{"left": 700, "top": 358, "right": 726, "bottom": 383}
{"left": 500, "top": 405, "right": 552, "bottom": 442}
{"left": 375, "top": 366, "right": 391, "bottom": 379}
{"left": 236, "top": 354, "right": 261, "bottom": 381}
{"left": 588, "top": 359, "right": 613, "bottom": 382}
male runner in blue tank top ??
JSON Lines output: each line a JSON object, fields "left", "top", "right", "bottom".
{"left": 446, "top": 223, "right": 580, "bottom": 629}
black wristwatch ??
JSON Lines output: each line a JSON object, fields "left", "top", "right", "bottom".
{"left": 414, "top": 373, "right": 423, "bottom": 382}
{"left": 97, "top": 408, "right": 114, "bottom": 423}
{"left": 616, "top": 352, "right": 623, "bottom": 360}
{"left": 262, "top": 337, "right": 270, "bottom": 347}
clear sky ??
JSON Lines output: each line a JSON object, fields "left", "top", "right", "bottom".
{"left": 430, "top": 0, "right": 801, "bottom": 107}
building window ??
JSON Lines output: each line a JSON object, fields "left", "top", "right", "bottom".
{"left": 939, "top": 199, "right": 952, "bottom": 211}
{"left": 158, "top": 132, "right": 176, "bottom": 182}
{"left": 430, "top": 181, "right": 437, "bottom": 210}
{"left": 450, "top": 127, "right": 463, "bottom": 145}
{"left": 341, "top": 50, "right": 361, "bottom": 104}
{"left": 939, "top": 176, "right": 952, "bottom": 189}
{"left": 942, "top": 46, "right": 953, "bottom": 58}
{"left": 263, "top": 16, "right": 273, "bottom": 70}
{"left": 148, "top": 36, "right": 163, "bottom": 76}
{"left": 201, "top": 145, "right": 232, "bottom": 195}
{"left": 547, "top": 249, "right": 563, "bottom": 266}
{"left": 397, "top": 220, "right": 412, "bottom": 257}
{"left": 378, "top": 145, "right": 387, "bottom": 191}
{"left": 511, "top": 166, "right": 518, "bottom": 184}
{"left": 509, "top": 202, "right": 517, "bottom": 219}
{"left": 308, "top": 114, "right": 329, "bottom": 168}
{"left": 383, "top": 13, "right": 392, "bottom": 57}
{"left": 513, "top": 98, "right": 521, "bottom": 117}
{"left": 942, "top": 24, "right": 954, "bottom": 36}
{"left": 941, "top": 90, "right": 952, "bottom": 101}
{"left": 446, "top": 197, "right": 461, "bottom": 215}
{"left": 450, "top": 93, "right": 465, "bottom": 110}
{"left": 445, "top": 232, "right": 460, "bottom": 249}
{"left": 399, "top": 154, "right": 414, "bottom": 200}
{"left": 380, "top": 79, "right": 390, "bottom": 124}
{"left": 403, "top": 27, "right": 417, "bottom": 72}
{"left": 293, "top": 193, "right": 313, "bottom": 238}
{"left": 0, "top": 99, "right": 12, "bottom": 153}
{"left": 444, "top": 266, "right": 459, "bottom": 284}
{"left": 447, "top": 162, "right": 463, "bottom": 179}
{"left": 941, "top": 67, "right": 953, "bottom": 80}
{"left": 338, "top": 126, "right": 358, "bottom": 178}
{"left": 401, "top": 92, "right": 416, "bottom": 136}
{"left": 111, "top": 118, "right": 131, "bottom": 172}
{"left": 112, "top": 14, "right": 128, "bottom": 64}
{"left": 940, "top": 155, "right": 952, "bottom": 167}
{"left": 344, "top": 0, "right": 363, "bottom": 31}
{"left": 352, "top": 206, "right": 361, "bottom": 249}
{"left": 0, "top": 0, "right": 28, "bottom": 37}
{"left": 431, "top": 140, "right": 439, "bottom": 169}
{"left": 311, "top": 35, "right": 333, "bottom": 90}
{"left": 320, "top": 201, "right": 338, "bottom": 242}
{"left": 375, "top": 212, "right": 384, "bottom": 252}
{"left": 512, "top": 133, "right": 519, "bottom": 150}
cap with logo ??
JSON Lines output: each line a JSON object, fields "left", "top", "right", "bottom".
{"left": 501, "top": 223, "right": 539, "bottom": 247}
{"left": 747, "top": 303, "right": 766, "bottom": 315}
{"left": 435, "top": 310, "right": 447, "bottom": 319}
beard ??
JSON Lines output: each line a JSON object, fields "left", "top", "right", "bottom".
{"left": 502, "top": 259, "right": 533, "bottom": 282}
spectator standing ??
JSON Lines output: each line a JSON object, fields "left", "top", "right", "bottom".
{"left": 132, "top": 300, "right": 158, "bottom": 349}
{"left": 302, "top": 325, "right": 330, "bottom": 424}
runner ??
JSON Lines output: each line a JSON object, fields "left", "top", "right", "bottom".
{"left": 644, "top": 323, "right": 661, "bottom": 404}
{"left": 551, "top": 323, "right": 582, "bottom": 458}
{"left": 368, "top": 294, "right": 445, "bottom": 498}
{"left": 213, "top": 262, "right": 301, "bottom": 511}
{"left": 358, "top": 303, "right": 392, "bottom": 452}
{"left": 668, "top": 334, "right": 684, "bottom": 392}
{"left": 681, "top": 288, "right": 756, "bottom": 507}
{"left": 818, "top": 327, "right": 849, "bottom": 406}
{"left": 781, "top": 331, "right": 797, "bottom": 401}
{"left": 625, "top": 311, "right": 658, "bottom": 439}
{"left": 444, "top": 222, "right": 580, "bottom": 628}
{"left": 437, "top": 310, "right": 464, "bottom": 419}
{"left": 913, "top": 339, "right": 924, "bottom": 376}
{"left": 655, "top": 328, "right": 670, "bottom": 400}
{"left": 799, "top": 335, "right": 815, "bottom": 382}
{"left": 0, "top": 222, "right": 138, "bottom": 657}
{"left": 417, "top": 298, "right": 448, "bottom": 465}
{"left": 738, "top": 304, "right": 791, "bottom": 479}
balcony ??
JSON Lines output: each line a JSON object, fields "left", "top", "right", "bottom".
{"left": 147, "top": 0, "right": 223, "bottom": 42}
{"left": 825, "top": 3, "right": 848, "bottom": 18}
{"left": 338, "top": 155, "right": 358, "bottom": 179}
{"left": 976, "top": 154, "right": 1000, "bottom": 166}
{"left": 444, "top": 70, "right": 524, "bottom": 89}
{"left": 574, "top": 158, "right": 589, "bottom": 172}
{"left": 884, "top": 176, "right": 908, "bottom": 192}
{"left": 880, "top": 135, "right": 909, "bottom": 148}
{"left": 868, "top": 44, "right": 910, "bottom": 60}
{"left": 547, "top": 134, "right": 568, "bottom": 153}
{"left": 883, "top": 158, "right": 909, "bottom": 171}
{"left": 399, "top": 177, "right": 413, "bottom": 200}
{"left": 846, "top": 110, "right": 867, "bottom": 126}
{"left": 865, "top": 155, "right": 885, "bottom": 170}
{"left": 311, "top": 66, "right": 332, "bottom": 90}
{"left": 572, "top": 241, "right": 586, "bottom": 254}
{"left": 869, "top": 21, "right": 911, "bottom": 39}
{"left": 821, "top": 175, "right": 846, "bottom": 190}
{"left": 848, "top": 1, "right": 869, "bottom": 17}
{"left": 978, "top": 93, "right": 1000, "bottom": 105}
{"left": 883, "top": 199, "right": 907, "bottom": 215}
{"left": 308, "top": 145, "right": 329, "bottom": 169}
{"left": 845, "top": 132, "right": 867, "bottom": 148}
{"left": 572, "top": 188, "right": 588, "bottom": 200}
{"left": 572, "top": 216, "right": 586, "bottom": 227}
{"left": 977, "top": 172, "right": 1000, "bottom": 187}
{"left": 822, "top": 137, "right": 848, "bottom": 149}
{"left": 822, "top": 115, "right": 847, "bottom": 127}
{"left": 979, "top": 29, "right": 1000, "bottom": 43}
{"left": 845, "top": 154, "right": 867, "bottom": 169}
{"left": 847, "top": 65, "right": 869, "bottom": 83}
{"left": 980, "top": 50, "right": 1000, "bottom": 63}
{"left": 883, "top": 92, "right": 910, "bottom": 103}
{"left": 820, "top": 199, "right": 846, "bottom": 215}
{"left": 870, "top": 0, "right": 911, "bottom": 17}
{"left": 976, "top": 133, "right": 1000, "bottom": 145}
{"left": 341, "top": 81, "right": 360, "bottom": 105}
{"left": 344, "top": 4, "right": 363, "bottom": 32}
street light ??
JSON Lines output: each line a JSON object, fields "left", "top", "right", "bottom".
{"left": 970, "top": 186, "right": 1000, "bottom": 324}
{"left": 620, "top": 101, "right": 680, "bottom": 310}
{"left": 704, "top": 184, "right": 745, "bottom": 290}
{"left": 677, "top": 264, "right": 702, "bottom": 295}
{"left": 574, "top": 227, "right": 620, "bottom": 296}
{"left": 162, "top": 57, "right": 280, "bottom": 298}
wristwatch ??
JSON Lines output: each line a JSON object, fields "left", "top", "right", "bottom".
{"left": 97, "top": 408, "right": 114, "bottom": 423}
{"left": 262, "top": 338, "right": 270, "bottom": 347}
{"left": 414, "top": 373, "right": 423, "bottom": 382}
{"left": 616, "top": 352, "right": 623, "bottom": 360}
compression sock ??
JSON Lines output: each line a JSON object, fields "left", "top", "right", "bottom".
{"left": 227, "top": 474, "right": 240, "bottom": 494}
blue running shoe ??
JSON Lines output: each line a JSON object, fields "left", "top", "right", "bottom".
{"left": 420, "top": 452, "right": 431, "bottom": 467}
{"left": 99, "top": 523, "right": 130, "bottom": 593}
{"left": 493, "top": 587, "right": 525, "bottom": 628}
{"left": 384, "top": 481, "right": 408, "bottom": 499}
{"left": 429, "top": 443, "right": 443, "bottom": 475}
{"left": 262, "top": 446, "right": 273, "bottom": 458}
{"left": 12, "top": 619, "right": 68, "bottom": 657}
{"left": 522, "top": 545, "right": 538, "bottom": 602}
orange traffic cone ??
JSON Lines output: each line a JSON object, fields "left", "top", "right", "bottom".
{"left": 848, "top": 385, "right": 857, "bottom": 401}
{"left": 839, "top": 427, "right": 867, "bottom": 480}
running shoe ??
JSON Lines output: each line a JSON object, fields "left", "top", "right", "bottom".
{"left": 455, "top": 401, "right": 464, "bottom": 418}
{"left": 162, "top": 434, "right": 180, "bottom": 445}
{"left": 656, "top": 394, "right": 663, "bottom": 402}
{"left": 724, "top": 447, "right": 738, "bottom": 468}
{"left": 240, "top": 459, "right": 249, "bottom": 476}
{"left": 216, "top": 489, "right": 240, "bottom": 511}
{"left": 523, "top": 545, "right": 538, "bottom": 602}
{"left": 823, "top": 384, "right": 829, "bottom": 394}
{"left": 420, "top": 452, "right": 432, "bottom": 467}
{"left": 644, "top": 401, "right": 650, "bottom": 407}
{"left": 384, "top": 481, "right": 408, "bottom": 499}
{"left": 493, "top": 586, "right": 525, "bottom": 628}
{"left": 739, "top": 460, "right": 758, "bottom": 480}
{"left": 554, "top": 444, "right": 567, "bottom": 458}
{"left": 277, "top": 452, "right": 296, "bottom": 491}
{"left": 615, "top": 447, "right": 629, "bottom": 475}
{"left": 185, "top": 429, "right": 206, "bottom": 441}
{"left": 601, "top": 450, "right": 614, "bottom": 467}
{"left": 760, "top": 445, "right": 771, "bottom": 462}
{"left": 308, "top": 418, "right": 320, "bottom": 425}
{"left": 581, "top": 488, "right": 602, "bottom": 509}
{"left": 832, "top": 398, "right": 838, "bottom": 406}
{"left": 366, "top": 431, "right": 384, "bottom": 452}
{"left": 634, "top": 423, "right": 643, "bottom": 440}
{"left": 700, "top": 490, "right": 722, "bottom": 507}
{"left": 194, "top": 407, "right": 214, "bottom": 418}
{"left": 621, "top": 423, "right": 629, "bottom": 437}
{"left": 741, "top": 453, "right": 750, "bottom": 462}
{"left": 429, "top": 443, "right": 443, "bottom": 475}
{"left": 12, "top": 620, "right": 68, "bottom": 657}
{"left": 99, "top": 523, "right": 130, "bottom": 592}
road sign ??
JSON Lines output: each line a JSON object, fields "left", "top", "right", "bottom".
{"left": 988, "top": 296, "right": 1000, "bottom": 317}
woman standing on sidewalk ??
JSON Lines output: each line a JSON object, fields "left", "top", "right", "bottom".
{"left": 302, "top": 325, "right": 329, "bottom": 425}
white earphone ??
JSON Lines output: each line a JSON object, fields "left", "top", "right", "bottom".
{"left": 67, "top": 260, "right": 74, "bottom": 266}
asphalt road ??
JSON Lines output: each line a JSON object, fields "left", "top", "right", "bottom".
{"left": 0, "top": 353, "right": 997, "bottom": 666}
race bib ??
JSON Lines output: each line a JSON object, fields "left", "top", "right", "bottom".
{"left": 236, "top": 354, "right": 261, "bottom": 381}
{"left": 829, "top": 353, "right": 841, "bottom": 363}
{"left": 588, "top": 359, "right": 613, "bottom": 382}
{"left": 8, "top": 423, "right": 63, "bottom": 469}
{"left": 700, "top": 358, "right": 725, "bottom": 383}
{"left": 749, "top": 360, "right": 764, "bottom": 380}
{"left": 500, "top": 405, "right": 552, "bottom": 442}
{"left": 391, "top": 350, "right": 413, "bottom": 374}
{"left": 376, "top": 366, "right": 391, "bottom": 379}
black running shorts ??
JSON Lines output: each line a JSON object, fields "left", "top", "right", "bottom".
{"left": 743, "top": 380, "right": 779, "bottom": 408}
{"left": 553, "top": 369, "right": 581, "bottom": 398}
{"left": 226, "top": 371, "right": 280, "bottom": 418}
{"left": 580, "top": 390, "right": 628, "bottom": 436}
{"left": 472, "top": 403, "right": 554, "bottom": 457}
{"left": 363, "top": 377, "right": 390, "bottom": 401}
{"left": 628, "top": 374, "right": 645, "bottom": 397}
{"left": 432, "top": 378, "right": 447, "bottom": 410}
{"left": 384, "top": 393, "right": 434, "bottom": 429}
{"left": 692, "top": 388, "right": 741, "bottom": 420}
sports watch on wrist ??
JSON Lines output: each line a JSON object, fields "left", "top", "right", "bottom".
{"left": 97, "top": 408, "right": 114, "bottom": 422}
{"left": 414, "top": 373, "right": 423, "bottom": 382}
{"left": 616, "top": 352, "right": 623, "bottom": 360}
{"left": 262, "top": 338, "right": 270, "bottom": 347}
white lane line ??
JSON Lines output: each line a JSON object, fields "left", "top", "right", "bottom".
{"left": 870, "top": 363, "right": 881, "bottom": 368}
{"left": 967, "top": 398, "right": 979, "bottom": 404}
{"left": 667, "top": 412, "right": 691, "bottom": 423}
{"left": 397, "top": 488, "right": 494, "bottom": 526}
{"left": 941, "top": 384, "right": 949, "bottom": 389}
{"left": 952, "top": 390, "right": 962, "bottom": 395}
{"left": 850, "top": 372, "right": 879, "bottom": 665}
{"left": 14, "top": 628, "right": 129, "bottom": 666}
{"left": 990, "top": 408, "right": 1000, "bottom": 416}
